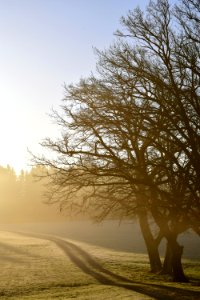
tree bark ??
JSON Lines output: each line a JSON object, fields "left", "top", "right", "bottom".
{"left": 150, "top": 208, "right": 189, "bottom": 282}
{"left": 170, "top": 239, "right": 188, "bottom": 282}
{"left": 138, "top": 211, "right": 162, "bottom": 273}
{"left": 160, "top": 242, "right": 173, "bottom": 275}
{"left": 159, "top": 239, "right": 188, "bottom": 282}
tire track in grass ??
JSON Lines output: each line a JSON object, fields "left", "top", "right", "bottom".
{"left": 14, "top": 232, "right": 200, "bottom": 300}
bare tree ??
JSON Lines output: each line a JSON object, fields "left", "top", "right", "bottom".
{"left": 33, "top": 0, "right": 200, "bottom": 282}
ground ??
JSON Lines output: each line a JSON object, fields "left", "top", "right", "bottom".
{"left": 0, "top": 231, "right": 199, "bottom": 299}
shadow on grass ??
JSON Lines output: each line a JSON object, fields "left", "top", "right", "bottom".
{"left": 0, "top": 241, "right": 40, "bottom": 263}
{"left": 15, "top": 232, "right": 200, "bottom": 300}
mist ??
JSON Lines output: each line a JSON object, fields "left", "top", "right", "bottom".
{"left": 0, "top": 165, "right": 63, "bottom": 223}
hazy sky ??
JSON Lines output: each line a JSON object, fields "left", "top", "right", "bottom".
{"left": 0, "top": 0, "right": 148, "bottom": 173}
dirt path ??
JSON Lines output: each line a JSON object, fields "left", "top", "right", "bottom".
{"left": 14, "top": 231, "right": 200, "bottom": 300}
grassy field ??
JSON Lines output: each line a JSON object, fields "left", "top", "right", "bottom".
{"left": 0, "top": 231, "right": 199, "bottom": 300}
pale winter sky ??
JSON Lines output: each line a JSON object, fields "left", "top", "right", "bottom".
{"left": 0, "top": 0, "right": 149, "bottom": 173}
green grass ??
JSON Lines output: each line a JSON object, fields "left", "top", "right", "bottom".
{"left": 0, "top": 231, "right": 199, "bottom": 299}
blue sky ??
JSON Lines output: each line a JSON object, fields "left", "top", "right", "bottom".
{"left": 0, "top": 0, "right": 148, "bottom": 173}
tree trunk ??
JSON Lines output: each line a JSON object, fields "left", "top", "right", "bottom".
{"left": 170, "top": 241, "right": 188, "bottom": 282}
{"left": 138, "top": 211, "right": 162, "bottom": 273}
{"left": 147, "top": 243, "right": 162, "bottom": 273}
{"left": 163, "top": 232, "right": 189, "bottom": 282}
{"left": 160, "top": 242, "right": 173, "bottom": 275}
{"left": 150, "top": 208, "right": 188, "bottom": 282}
{"left": 159, "top": 239, "right": 188, "bottom": 282}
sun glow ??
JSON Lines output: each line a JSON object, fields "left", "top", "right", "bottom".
{"left": 0, "top": 92, "right": 54, "bottom": 174}
{"left": 0, "top": 100, "right": 27, "bottom": 173}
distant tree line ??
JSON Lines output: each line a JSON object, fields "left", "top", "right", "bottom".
{"left": 33, "top": 0, "right": 200, "bottom": 282}
{"left": 0, "top": 165, "right": 61, "bottom": 222}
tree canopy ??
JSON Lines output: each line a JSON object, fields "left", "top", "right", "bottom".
{"left": 33, "top": 0, "right": 200, "bottom": 282}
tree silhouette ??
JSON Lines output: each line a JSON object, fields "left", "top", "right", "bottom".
{"left": 33, "top": 0, "right": 200, "bottom": 282}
